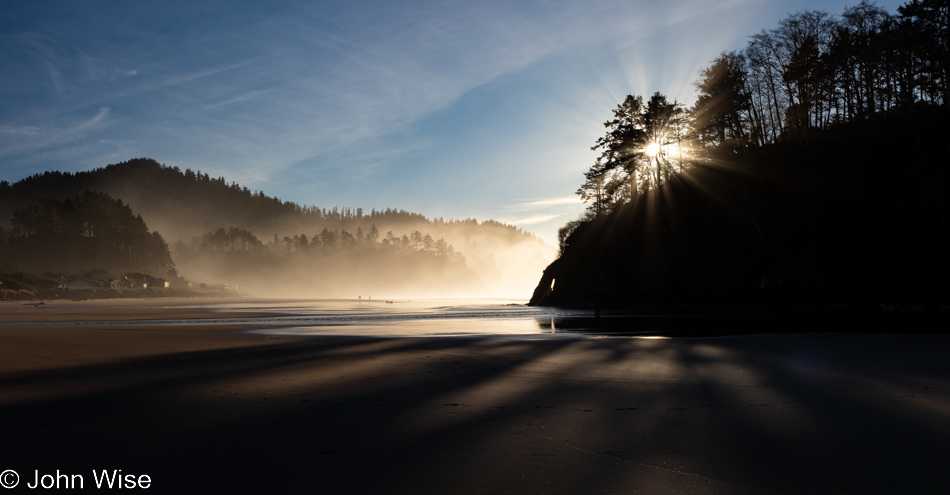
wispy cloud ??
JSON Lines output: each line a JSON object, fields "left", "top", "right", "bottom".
{"left": 203, "top": 89, "right": 277, "bottom": 111}
{"left": 0, "top": 124, "right": 44, "bottom": 137}
{"left": 509, "top": 196, "right": 582, "bottom": 211}
{"left": 0, "top": 107, "right": 112, "bottom": 158}
{"left": 73, "top": 107, "right": 110, "bottom": 133}
{"left": 494, "top": 194, "right": 586, "bottom": 242}
{"left": 503, "top": 213, "right": 566, "bottom": 226}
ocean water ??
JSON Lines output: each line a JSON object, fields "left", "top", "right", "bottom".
{"left": 0, "top": 299, "right": 598, "bottom": 337}
{"left": 225, "top": 299, "right": 591, "bottom": 337}
{"left": 181, "top": 299, "right": 779, "bottom": 337}
{"left": 5, "top": 299, "right": 911, "bottom": 336}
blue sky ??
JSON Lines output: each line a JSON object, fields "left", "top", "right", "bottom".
{"left": 0, "top": 0, "right": 909, "bottom": 245}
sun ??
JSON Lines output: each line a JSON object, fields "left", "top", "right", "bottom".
{"left": 645, "top": 142, "right": 661, "bottom": 157}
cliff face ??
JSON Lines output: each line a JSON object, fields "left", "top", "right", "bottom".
{"left": 530, "top": 114, "right": 950, "bottom": 308}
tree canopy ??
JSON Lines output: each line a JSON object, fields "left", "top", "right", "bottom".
{"left": 535, "top": 0, "right": 949, "bottom": 307}
{"left": 1, "top": 191, "right": 174, "bottom": 277}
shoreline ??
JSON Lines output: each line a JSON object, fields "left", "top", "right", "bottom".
{"left": 4, "top": 297, "right": 949, "bottom": 337}
{"left": 0, "top": 286, "right": 240, "bottom": 302}
{"left": 0, "top": 297, "right": 292, "bottom": 323}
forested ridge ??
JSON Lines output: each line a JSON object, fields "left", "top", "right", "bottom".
{"left": 0, "top": 191, "right": 174, "bottom": 278}
{"left": 0, "top": 157, "right": 536, "bottom": 244}
{"left": 0, "top": 158, "right": 553, "bottom": 297}
{"left": 531, "top": 0, "right": 949, "bottom": 308}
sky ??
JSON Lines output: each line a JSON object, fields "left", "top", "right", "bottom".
{"left": 0, "top": 0, "right": 910, "bottom": 246}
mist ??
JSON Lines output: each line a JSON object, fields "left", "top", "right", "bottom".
{"left": 0, "top": 159, "right": 556, "bottom": 300}
{"left": 171, "top": 219, "right": 556, "bottom": 300}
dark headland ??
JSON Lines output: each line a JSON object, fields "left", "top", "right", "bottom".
{"left": 529, "top": 108, "right": 949, "bottom": 323}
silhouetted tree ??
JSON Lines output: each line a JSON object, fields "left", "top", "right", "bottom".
{"left": 898, "top": 0, "right": 949, "bottom": 107}
{"left": 693, "top": 51, "right": 754, "bottom": 147}
{"left": 340, "top": 229, "right": 356, "bottom": 247}
{"left": 435, "top": 237, "right": 449, "bottom": 256}
{"left": 296, "top": 233, "right": 310, "bottom": 252}
{"left": 319, "top": 228, "right": 337, "bottom": 248}
{"left": 581, "top": 91, "right": 687, "bottom": 216}
{"left": 589, "top": 94, "right": 649, "bottom": 204}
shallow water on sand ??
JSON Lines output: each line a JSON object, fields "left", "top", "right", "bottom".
{"left": 226, "top": 298, "right": 590, "bottom": 337}
{"left": 8, "top": 298, "right": 913, "bottom": 336}
{"left": 0, "top": 299, "right": 598, "bottom": 337}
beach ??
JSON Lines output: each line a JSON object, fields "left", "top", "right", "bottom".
{"left": 1, "top": 299, "right": 948, "bottom": 493}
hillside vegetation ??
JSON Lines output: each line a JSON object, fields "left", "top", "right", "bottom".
{"left": 531, "top": 0, "right": 949, "bottom": 308}
{"left": 1, "top": 159, "right": 554, "bottom": 297}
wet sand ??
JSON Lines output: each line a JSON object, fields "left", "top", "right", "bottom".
{"left": 0, "top": 297, "right": 285, "bottom": 323}
{"left": 1, "top": 299, "right": 949, "bottom": 493}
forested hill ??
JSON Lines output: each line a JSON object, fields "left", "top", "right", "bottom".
{"left": 531, "top": 0, "right": 949, "bottom": 308}
{"left": 531, "top": 108, "right": 949, "bottom": 308}
{"left": 1, "top": 191, "right": 174, "bottom": 279}
{"left": 0, "top": 158, "right": 497, "bottom": 242}
{"left": 0, "top": 159, "right": 555, "bottom": 297}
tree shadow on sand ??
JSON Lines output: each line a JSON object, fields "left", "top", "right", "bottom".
{"left": 1, "top": 332, "right": 949, "bottom": 493}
